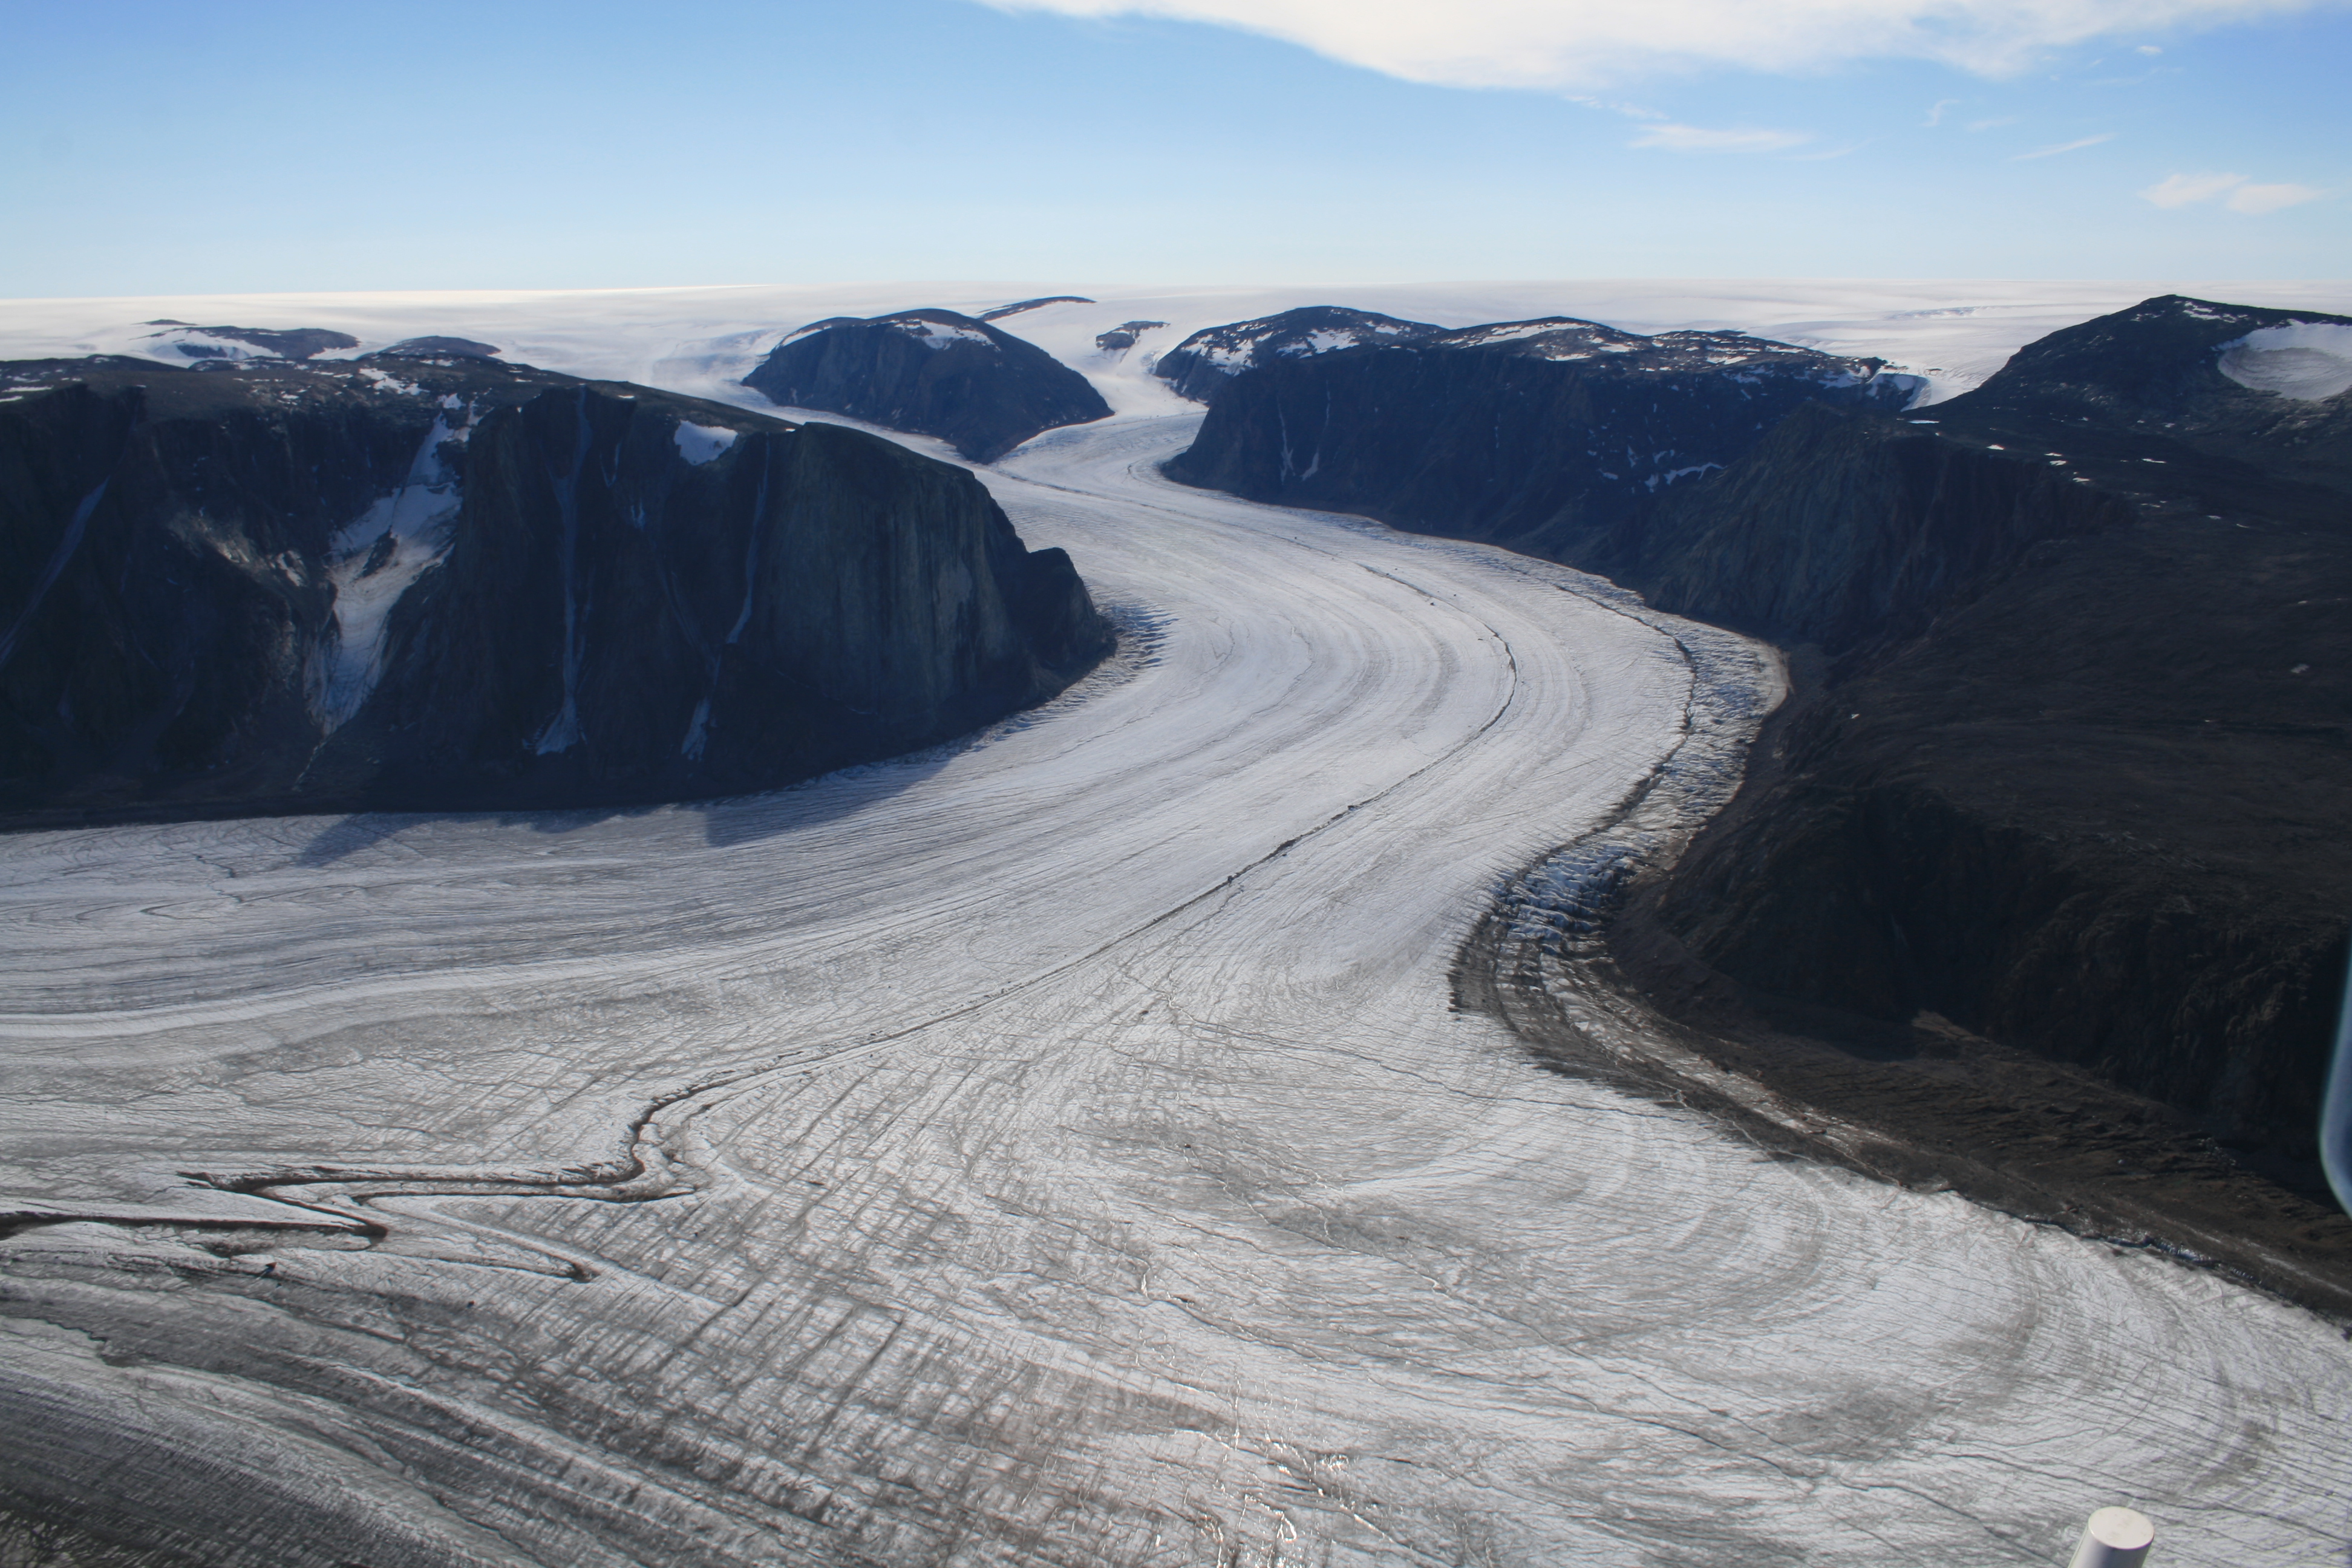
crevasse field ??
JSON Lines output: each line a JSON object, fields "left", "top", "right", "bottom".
{"left": 2, "top": 283, "right": 2349, "bottom": 1567}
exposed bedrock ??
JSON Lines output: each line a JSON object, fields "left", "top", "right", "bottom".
{"left": 1616, "top": 402, "right": 2134, "bottom": 648}
{"left": 976, "top": 294, "right": 1093, "bottom": 322}
{"left": 136, "top": 321, "right": 362, "bottom": 362}
{"left": 742, "top": 307, "right": 1111, "bottom": 462}
{"left": 1633, "top": 296, "right": 2352, "bottom": 1192}
{"left": 0, "top": 353, "right": 1114, "bottom": 825}
{"left": 1151, "top": 305, "right": 1445, "bottom": 403}
{"left": 1160, "top": 316, "right": 1918, "bottom": 558}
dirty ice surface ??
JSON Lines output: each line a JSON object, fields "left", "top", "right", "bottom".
{"left": 0, "top": 286, "right": 2348, "bottom": 1566}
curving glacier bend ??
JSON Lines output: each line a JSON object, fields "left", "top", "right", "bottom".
{"left": 1, "top": 412, "right": 2346, "bottom": 1567}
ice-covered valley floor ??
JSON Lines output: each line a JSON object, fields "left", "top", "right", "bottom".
{"left": 2, "top": 284, "right": 2350, "bottom": 1566}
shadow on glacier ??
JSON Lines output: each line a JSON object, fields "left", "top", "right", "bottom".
{"left": 292, "top": 751, "right": 955, "bottom": 868}
{"left": 290, "top": 600, "right": 1162, "bottom": 867}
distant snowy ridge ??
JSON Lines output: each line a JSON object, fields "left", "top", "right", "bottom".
{"left": 134, "top": 321, "right": 360, "bottom": 363}
{"left": 1154, "top": 306, "right": 1446, "bottom": 402}
{"left": 10, "top": 281, "right": 2352, "bottom": 428}
{"left": 1155, "top": 304, "right": 1925, "bottom": 407}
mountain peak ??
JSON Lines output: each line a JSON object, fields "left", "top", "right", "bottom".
{"left": 746, "top": 308, "right": 1110, "bottom": 462}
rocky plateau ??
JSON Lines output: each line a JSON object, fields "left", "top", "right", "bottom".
{"left": 0, "top": 345, "right": 1114, "bottom": 826}
{"left": 743, "top": 308, "right": 1112, "bottom": 463}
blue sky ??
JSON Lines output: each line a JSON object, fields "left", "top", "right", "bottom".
{"left": 1, "top": 0, "right": 2344, "bottom": 295}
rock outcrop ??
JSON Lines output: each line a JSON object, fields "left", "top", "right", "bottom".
{"left": 383, "top": 336, "right": 502, "bottom": 360}
{"left": 1095, "top": 321, "right": 1167, "bottom": 355}
{"left": 0, "top": 351, "right": 1114, "bottom": 825}
{"left": 1609, "top": 401, "right": 2134, "bottom": 649}
{"left": 1162, "top": 315, "right": 1920, "bottom": 554}
{"left": 134, "top": 321, "right": 361, "bottom": 363}
{"left": 1152, "top": 305, "right": 1445, "bottom": 404}
{"left": 1625, "top": 297, "right": 2352, "bottom": 1196}
{"left": 978, "top": 296, "right": 1093, "bottom": 322}
{"left": 743, "top": 309, "right": 1111, "bottom": 463}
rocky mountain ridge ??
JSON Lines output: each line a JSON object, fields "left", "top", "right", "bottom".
{"left": 1622, "top": 298, "right": 2352, "bottom": 1187}
{"left": 743, "top": 308, "right": 1111, "bottom": 462}
{"left": 0, "top": 350, "right": 1113, "bottom": 825}
{"left": 1152, "top": 305, "right": 1447, "bottom": 403}
{"left": 1163, "top": 309, "right": 1921, "bottom": 558}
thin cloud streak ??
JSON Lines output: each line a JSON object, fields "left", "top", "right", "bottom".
{"left": 2013, "top": 133, "right": 2117, "bottom": 159}
{"left": 2137, "top": 172, "right": 2322, "bottom": 212}
{"left": 2227, "top": 181, "right": 2325, "bottom": 212}
{"left": 1629, "top": 122, "right": 1813, "bottom": 152}
{"left": 2142, "top": 170, "right": 2247, "bottom": 205}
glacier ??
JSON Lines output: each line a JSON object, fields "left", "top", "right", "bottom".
{"left": 0, "top": 284, "right": 2348, "bottom": 1565}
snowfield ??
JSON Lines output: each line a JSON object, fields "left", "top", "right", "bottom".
{"left": 1, "top": 284, "right": 2349, "bottom": 1565}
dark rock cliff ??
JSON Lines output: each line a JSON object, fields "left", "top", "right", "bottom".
{"left": 743, "top": 309, "right": 1111, "bottom": 463}
{"left": 0, "top": 351, "right": 1114, "bottom": 825}
{"left": 1633, "top": 297, "right": 2352, "bottom": 1198}
{"left": 1162, "top": 315, "right": 1919, "bottom": 556}
{"left": 1153, "top": 306, "right": 1445, "bottom": 404}
{"left": 1610, "top": 402, "right": 2135, "bottom": 650}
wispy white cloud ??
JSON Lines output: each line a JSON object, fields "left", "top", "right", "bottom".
{"left": 2013, "top": 132, "right": 2116, "bottom": 159}
{"left": 1924, "top": 98, "right": 1961, "bottom": 127}
{"left": 2139, "top": 172, "right": 2325, "bottom": 212}
{"left": 2226, "top": 181, "right": 2325, "bottom": 212}
{"left": 979, "top": 0, "right": 2325, "bottom": 87}
{"left": 2141, "top": 170, "right": 2246, "bottom": 206}
{"left": 1629, "top": 122, "right": 1812, "bottom": 153}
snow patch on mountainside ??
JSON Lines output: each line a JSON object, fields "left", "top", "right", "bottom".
{"left": 309, "top": 408, "right": 469, "bottom": 733}
{"left": 2218, "top": 321, "right": 2352, "bottom": 400}
{"left": 892, "top": 317, "right": 993, "bottom": 349}
{"left": 673, "top": 420, "right": 739, "bottom": 465}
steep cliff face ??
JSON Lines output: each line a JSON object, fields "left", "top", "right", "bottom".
{"left": 1628, "top": 296, "right": 2352, "bottom": 1187}
{"left": 1641, "top": 513, "right": 2352, "bottom": 1181}
{"left": 1612, "top": 402, "right": 2134, "bottom": 650}
{"left": 0, "top": 352, "right": 1113, "bottom": 823}
{"left": 1162, "top": 316, "right": 1919, "bottom": 557}
{"left": 742, "top": 309, "right": 1111, "bottom": 462}
{"left": 1152, "top": 306, "right": 1444, "bottom": 404}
